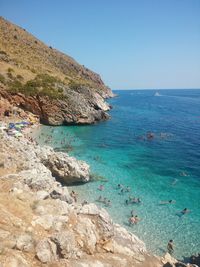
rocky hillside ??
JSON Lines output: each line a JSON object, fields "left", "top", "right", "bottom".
{"left": 0, "top": 17, "right": 114, "bottom": 125}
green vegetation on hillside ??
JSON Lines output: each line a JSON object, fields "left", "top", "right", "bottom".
{"left": 0, "top": 16, "right": 108, "bottom": 97}
{"left": 8, "top": 74, "right": 65, "bottom": 99}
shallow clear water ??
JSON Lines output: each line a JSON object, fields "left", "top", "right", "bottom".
{"left": 36, "top": 89, "right": 200, "bottom": 260}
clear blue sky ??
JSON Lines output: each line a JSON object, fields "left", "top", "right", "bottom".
{"left": 1, "top": 0, "right": 200, "bottom": 89}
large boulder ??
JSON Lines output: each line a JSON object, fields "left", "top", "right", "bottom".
{"left": 190, "top": 254, "right": 200, "bottom": 266}
{"left": 40, "top": 148, "right": 90, "bottom": 184}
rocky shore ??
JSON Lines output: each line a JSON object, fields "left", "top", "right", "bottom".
{"left": 0, "top": 117, "right": 199, "bottom": 267}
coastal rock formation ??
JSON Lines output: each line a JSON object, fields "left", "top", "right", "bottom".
{"left": 39, "top": 146, "right": 90, "bottom": 184}
{"left": 0, "top": 17, "right": 114, "bottom": 125}
{"left": 190, "top": 254, "right": 200, "bottom": 266}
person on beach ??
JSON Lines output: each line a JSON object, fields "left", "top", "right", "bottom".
{"left": 70, "top": 190, "right": 78, "bottom": 202}
{"left": 167, "top": 240, "right": 174, "bottom": 254}
{"left": 82, "top": 200, "right": 88, "bottom": 206}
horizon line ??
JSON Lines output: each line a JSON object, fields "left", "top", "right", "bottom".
{"left": 112, "top": 88, "right": 200, "bottom": 91}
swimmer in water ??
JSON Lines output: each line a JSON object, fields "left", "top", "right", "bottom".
{"left": 97, "top": 196, "right": 103, "bottom": 202}
{"left": 159, "top": 200, "right": 176, "bottom": 205}
{"left": 167, "top": 240, "right": 174, "bottom": 254}
{"left": 181, "top": 208, "right": 190, "bottom": 215}
{"left": 117, "top": 184, "right": 123, "bottom": 189}
{"left": 125, "top": 199, "right": 129, "bottom": 205}
{"left": 105, "top": 200, "right": 111, "bottom": 207}
{"left": 131, "top": 210, "right": 134, "bottom": 216}
{"left": 176, "top": 208, "right": 190, "bottom": 218}
{"left": 180, "top": 171, "right": 188, "bottom": 177}
{"left": 98, "top": 185, "right": 104, "bottom": 191}
{"left": 125, "top": 186, "right": 131, "bottom": 192}
{"left": 171, "top": 179, "right": 178, "bottom": 186}
{"left": 103, "top": 197, "right": 107, "bottom": 204}
{"left": 129, "top": 215, "right": 140, "bottom": 225}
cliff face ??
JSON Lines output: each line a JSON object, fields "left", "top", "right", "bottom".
{"left": 0, "top": 17, "right": 114, "bottom": 125}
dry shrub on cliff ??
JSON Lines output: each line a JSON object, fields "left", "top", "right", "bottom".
{"left": 0, "top": 73, "right": 5, "bottom": 84}
{"left": 8, "top": 73, "right": 65, "bottom": 99}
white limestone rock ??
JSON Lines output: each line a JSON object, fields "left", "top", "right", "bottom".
{"left": 36, "top": 238, "right": 58, "bottom": 263}
{"left": 39, "top": 147, "right": 90, "bottom": 184}
{"left": 51, "top": 230, "right": 82, "bottom": 259}
{"left": 32, "top": 214, "right": 68, "bottom": 231}
{"left": 74, "top": 217, "right": 98, "bottom": 254}
{"left": 15, "top": 234, "right": 34, "bottom": 252}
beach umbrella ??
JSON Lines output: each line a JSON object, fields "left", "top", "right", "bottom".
{"left": 9, "top": 123, "right": 15, "bottom": 129}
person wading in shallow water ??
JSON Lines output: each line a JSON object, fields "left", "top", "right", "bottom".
{"left": 167, "top": 240, "right": 174, "bottom": 254}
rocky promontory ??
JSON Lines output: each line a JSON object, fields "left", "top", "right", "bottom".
{"left": 0, "top": 16, "right": 114, "bottom": 125}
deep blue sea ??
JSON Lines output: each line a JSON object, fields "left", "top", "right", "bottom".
{"left": 36, "top": 89, "right": 200, "bottom": 260}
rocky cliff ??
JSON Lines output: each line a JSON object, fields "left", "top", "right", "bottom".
{"left": 0, "top": 17, "right": 114, "bottom": 125}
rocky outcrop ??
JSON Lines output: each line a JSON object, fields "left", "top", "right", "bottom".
{"left": 190, "top": 254, "right": 200, "bottom": 266}
{"left": 0, "top": 129, "right": 90, "bottom": 186}
{"left": 0, "top": 88, "right": 112, "bottom": 125}
{"left": 38, "top": 146, "right": 90, "bottom": 184}
{"left": 161, "top": 253, "right": 198, "bottom": 267}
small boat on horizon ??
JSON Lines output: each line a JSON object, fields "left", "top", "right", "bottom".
{"left": 154, "top": 91, "right": 161, "bottom": 96}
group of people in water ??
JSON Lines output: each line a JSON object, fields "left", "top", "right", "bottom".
{"left": 96, "top": 182, "right": 191, "bottom": 232}
{"left": 97, "top": 195, "right": 112, "bottom": 207}
{"left": 97, "top": 183, "right": 143, "bottom": 224}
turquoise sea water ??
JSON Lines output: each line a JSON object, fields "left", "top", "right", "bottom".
{"left": 36, "top": 89, "right": 200, "bottom": 260}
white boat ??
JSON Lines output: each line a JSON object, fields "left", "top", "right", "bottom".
{"left": 154, "top": 92, "right": 161, "bottom": 96}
